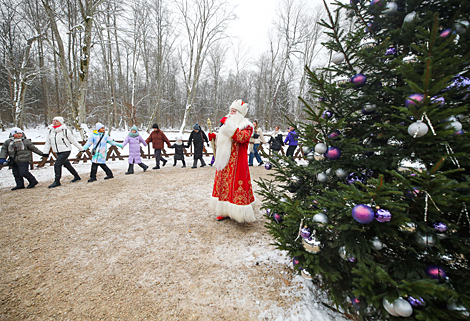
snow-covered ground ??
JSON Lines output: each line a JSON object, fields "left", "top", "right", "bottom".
{"left": 0, "top": 126, "right": 345, "bottom": 321}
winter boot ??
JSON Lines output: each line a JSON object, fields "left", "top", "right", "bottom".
{"left": 162, "top": 158, "right": 167, "bottom": 166}
{"left": 200, "top": 159, "right": 206, "bottom": 167}
{"left": 125, "top": 164, "right": 134, "bottom": 175}
{"left": 48, "top": 180, "right": 61, "bottom": 188}
{"left": 104, "top": 175, "right": 114, "bottom": 180}
{"left": 152, "top": 165, "right": 160, "bottom": 170}
{"left": 27, "top": 180, "right": 38, "bottom": 189}
{"left": 139, "top": 163, "right": 148, "bottom": 172}
{"left": 70, "top": 175, "right": 81, "bottom": 183}
{"left": 88, "top": 177, "right": 97, "bottom": 182}
{"left": 11, "top": 186, "right": 25, "bottom": 191}
{"left": 191, "top": 161, "right": 197, "bottom": 169}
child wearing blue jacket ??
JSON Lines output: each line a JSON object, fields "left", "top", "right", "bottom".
{"left": 82, "top": 123, "right": 122, "bottom": 182}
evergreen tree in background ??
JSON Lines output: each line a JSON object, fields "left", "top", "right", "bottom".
{"left": 258, "top": 0, "right": 470, "bottom": 319}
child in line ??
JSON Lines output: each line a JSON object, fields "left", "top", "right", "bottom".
{"left": 0, "top": 128, "right": 43, "bottom": 190}
{"left": 82, "top": 123, "right": 123, "bottom": 182}
{"left": 169, "top": 136, "right": 186, "bottom": 168}
{"left": 122, "top": 126, "right": 149, "bottom": 174}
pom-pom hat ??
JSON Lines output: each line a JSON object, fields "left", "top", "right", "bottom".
{"left": 10, "top": 127, "right": 23, "bottom": 136}
{"left": 230, "top": 99, "right": 248, "bottom": 116}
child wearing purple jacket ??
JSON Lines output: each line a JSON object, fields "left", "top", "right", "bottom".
{"left": 122, "top": 126, "right": 149, "bottom": 174}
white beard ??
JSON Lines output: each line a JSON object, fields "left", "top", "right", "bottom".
{"left": 214, "top": 112, "right": 245, "bottom": 171}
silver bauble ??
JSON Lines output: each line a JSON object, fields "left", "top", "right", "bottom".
{"left": 404, "top": 11, "right": 416, "bottom": 24}
{"left": 302, "top": 146, "right": 311, "bottom": 154}
{"left": 360, "top": 37, "right": 377, "bottom": 49}
{"left": 447, "top": 121, "right": 463, "bottom": 132}
{"left": 307, "top": 151, "right": 316, "bottom": 161}
{"left": 325, "top": 168, "right": 332, "bottom": 176}
{"left": 371, "top": 237, "right": 383, "bottom": 250}
{"left": 393, "top": 298, "right": 413, "bottom": 317}
{"left": 314, "top": 143, "right": 328, "bottom": 154}
{"left": 383, "top": 2, "right": 398, "bottom": 16}
{"left": 403, "top": 53, "right": 418, "bottom": 64}
{"left": 408, "top": 120, "right": 429, "bottom": 138}
{"left": 303, "top": 236, "right": 321, "bottom": 254}
{"left": 416, "top": 233, "right": 435, "bottom": 247}
{"left": 364, "top": 103, "right": 377, "bottom": 112}
{"left": 335, "top": 168, "right": 347, "bottom": 179}
{"left": 332, "top": 52, "right": 345, "bottom": 65}
{"left": 312, "top": 213, "right": 328, "bottom": 225}
{"left": 317, "top": 173, "right": 327, "bottom": 183}
{"left": 383, "top": 298, "right": 400, "bottom": 317}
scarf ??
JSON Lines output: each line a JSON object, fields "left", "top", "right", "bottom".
{"left": 8, "top": 139, "right": 24, "bottom": 153}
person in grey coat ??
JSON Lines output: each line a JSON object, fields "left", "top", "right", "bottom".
{"left": 0, "top": 127, "right": 43, "bottom": 190}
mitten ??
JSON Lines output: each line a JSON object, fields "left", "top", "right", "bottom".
{"left": 0, "top": 158, "right": 7, "bottom": 165}
{"left": 208, "top": 133, "right": 216, "bottom": 141}
{"left": 220, "top": 116, "right": 227, "bottom": 124}
{"left": 116, "top": 143, "right": 123, "bottom": 148}
{"left": 207, "top": 142, "right": 210, "bottom": 147}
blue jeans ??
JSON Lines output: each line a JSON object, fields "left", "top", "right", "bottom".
{"left": 249, "top": 144, "right": 262, "bottom": 165}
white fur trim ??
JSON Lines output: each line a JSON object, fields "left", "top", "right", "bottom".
{"left": 209, "top": 197, "right": 256, "bottom": 223}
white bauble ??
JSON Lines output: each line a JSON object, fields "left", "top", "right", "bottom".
{"left": 325, "top": 168, "right": 332, "bottom": 176}
{"left": 335, "top": 168, "right": 347, "bottom": 179}
{"left": 383, "top": 298, "right": 400, "bottom": 317}
{"left": 317, "top": 173, "right": 327, "bottom": 183}
{"left": 393, "top": 298, "right": 413, "bottom": 317}
{"left": 302, "top": 146, "right": 311, "bottom": 154}
{"left": 314, "top": 143, "right": 328, "bottom": 154}
{"left": 364, "top": 103, "right": 377, "bottom": 112}
{"left": 408, "top": 120, "right": 429, "bottom": 138}
{"left": 312, "top": 213, "right": 328, "bottom": 225}
{"left": 448, "top": 121, "right": 463, "bottom": 132}
{"left": 371, "top": 236, "right": 383, "bottom": 250}
{"left": 303, "top": 237, "right": 321, "bottom": 254}
{"left": 404, "top": 11, "right": 416, "bottom": 24}
{"left": 307, "top": 152, "right": 316, "bottom": 161}
{"left": 383, "top": 2, "right": 398, "bottom": 17}
{"left": 332, "top": 52, "right": 345, "bottom": 65}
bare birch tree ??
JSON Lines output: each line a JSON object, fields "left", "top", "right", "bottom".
{"left": 173, "top": 0, "right": 235, "bottom": 134}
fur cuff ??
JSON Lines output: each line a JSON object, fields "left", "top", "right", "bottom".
{"left": 209, "top": 196, "right": 257, "bottom": 223}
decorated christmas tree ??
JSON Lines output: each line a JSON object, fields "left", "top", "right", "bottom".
{"left": 258, "top": 0, "right": 470, "bottom": 319}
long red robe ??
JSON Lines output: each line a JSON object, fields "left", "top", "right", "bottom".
{"left": 209, "top": 124, "right": 256, "bottom": 223}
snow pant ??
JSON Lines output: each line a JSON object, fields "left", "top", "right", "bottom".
{"left": 249, "top": 144, "right": 262, "bottom": 165}
{"left": 173, "top": 159, "right": 186, "bottom": 167}
{"left": 90, "top": 163, "right": 113, "bottom": 179}
{"left": 286, "top": 145, "right": 297, "bottom": 160}
{"left": 54, "top": 151, "right": 79, "bottom": 181}
{"left": 11, "top": 161, "right": 37, "bottom": 188}
{"left": 153, "top": 149, "right": 167, "bottom": 167}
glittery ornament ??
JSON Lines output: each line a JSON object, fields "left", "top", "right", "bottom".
{"left": 407, "top": 296, "right": 425, "bottom": 308}
{"left": 431, "top": 96, "right": 445, "bottom": 106}
{"left": 300, "top": 227, "right": 311, "bottom": 239}
{"left": 352, "top": 204, "right": 375, "bottom": 224}
{"left": 325, "top": 147, "right": 341, "bottom": 160}
{"left": 335, "top": 168, "right": 347, "bottom": 179}
{"left": 332, "top": 52, "right": 345, "bottom": 65}
{"left": 347, "top": 172, "right": 366, "bottom": 185}
{"left": 317, "top": 173, "right": 327, "bottom": 183}
{"left": 425, "top": 265, "right": 446, "bottom": 280}
{"left": 264, "top": 163, "right": 272, "bottom": 170}
{"left": 322, "top": 110, "right": 333, "bottom": 119}
{"left": 314, "top": 143, "right": 327, "bottom": 154}
{"left": 302, "top": 146, "right": 311, "bottom": 154}
{"left": 350, "top": 73, "right": 367, "bottom": 87}
{"left": 405, "top": 93, "right": 424, "bottom": 108}
{"left": 375, "top": 209, "right": 391, "bottom": 222}
{"left": 434, "top": 222, "right": 447, "bottom": 233}
{"left": 303, "top": 236, "right": 321, "bottom": 253}
{"left": 273, "top": 213, "right": 284, "bottom": 224}
{"left": 393, "top": 298, "right": 413, "bottom": 317}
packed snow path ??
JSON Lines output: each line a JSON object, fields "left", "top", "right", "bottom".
{"left": 0, "top": 164, "right": 346, "bottom": 320}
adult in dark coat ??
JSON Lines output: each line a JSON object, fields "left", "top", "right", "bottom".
{"left": 0, "top": 128, "right": 43, "bottom": 190}
{"left": 187, "top": 123, "right": 209, "bottom": 168}
{"left": 268, "top": 126, "right": 284, "bottom": 155}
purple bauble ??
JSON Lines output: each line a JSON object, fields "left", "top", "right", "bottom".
{"left": 425, "top": 265, "right": 446, "bottom": 280}
{"left": 370, "top": 0, "right": 382, "bottom": 7}
{"left": 431, "top": 96, "right": 445, "bottom": 106}
{"left": 375, "top": 209, "right": 391, "bottom": 222}
{"left": 322, "top": 110, "right": 333, "bottom": 119}
{"left": 350, "top": 73, "right": 367, "bottom": 87}
{"left": 325, "top": 147, "right": 341, "bottom": 160}
{"left": 266, "top": 209, "right": 272, "bottom": 217}
{"left": 351, "top": 296, "right": 362, "bottom": 309}
{"left": 384, "top": 47, "right": 397, "bottom": 56}
{"left": 453, "top": 130, "right": 464, "bottom": 136}
{"left": 328, "top": 130, "right": 341, "bottom": 140}
{"left": 405, "top": 93, "right": 424, "bottom": 108}
{"left": 273, "top": 213, "right": 284, "bottom": 224}
{"left": 265, "top": 163, "right": 272, "bottom": 170}
{"left": 407, "top": 296, "right": 425, "bottom": 308}
{"left": 440, "top": 28, "right": 452, "bottom": 37}
{"left": 352, "top": 204, "right": 375, "bottom": 224}
{"left": 433, "top": 222, "right": 447, "bottom": 233}
{"left": 300, "top": 227, "right": 311, "bottom": 239}
{"left": 292, "top": 257, "right": 302, "bottom": 270}
{"left": 346, "top": 173, "right": 366, "bottom": 185}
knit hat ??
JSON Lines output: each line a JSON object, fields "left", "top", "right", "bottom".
{"left": 230, "top": 99, "right": 248, "bottom": 116}
{"left": 10, "top": 127, "right": 23, "bottom": 136}
{"left": 96, "top": 122, "right": 105, "bottom": 131}
{"left": 152, "top": 123, "right": 159, "bottom": 129}
{"left": 193, "top": 123, "right": 200, "bottom": 130}
{"left": 129, "top": 125, "right": 139, "bottom": 137}
{"left": 53, "top": 116, "right": 64, "bottom": 124}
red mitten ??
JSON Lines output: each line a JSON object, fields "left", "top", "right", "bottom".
{"left": 220, "top": 116, "right": 227, "bottom": 124}
{"left": 208, "top": 133, "right": 216, "bottom": 141}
